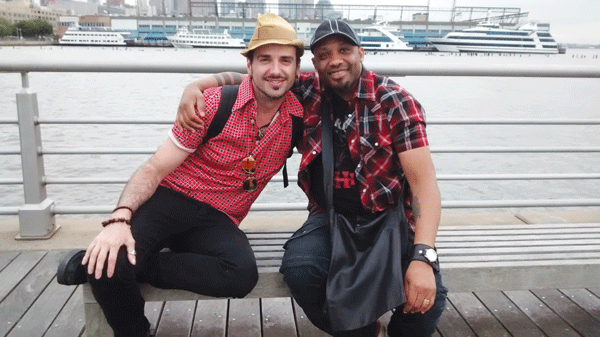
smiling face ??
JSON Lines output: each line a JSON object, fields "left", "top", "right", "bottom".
{"left": 311, "top": 35, "right": 364, "bottom": 101}
{"left": 247, "top": 43, "right": 300, "bottom": 103}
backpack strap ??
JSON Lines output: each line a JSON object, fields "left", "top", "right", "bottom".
{"left": 202, "top": 85, "right": 240, "bottom": 144}
{"left": 202, "top": 84, "right": 303, "bottom": 189}
{"left": 282, "top": 111, "right": 304, "bottom": 188}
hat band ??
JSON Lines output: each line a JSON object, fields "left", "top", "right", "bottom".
{"left": 256, "top": 26, "right": 297, "bottom": 42}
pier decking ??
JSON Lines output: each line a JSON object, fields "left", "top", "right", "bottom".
{"left": 2, "top": 248, "right": 600, "bottom": 336}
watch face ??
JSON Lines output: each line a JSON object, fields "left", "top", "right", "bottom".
{"left": 424, "top": 249, "right": 438, "bottom": 262}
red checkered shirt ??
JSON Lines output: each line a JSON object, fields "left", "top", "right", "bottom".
{"left": 161, "top": 78, "right": 303, "bottom": 225}
{"left": 293, "top": 69, "right": 428, "bottom": 230}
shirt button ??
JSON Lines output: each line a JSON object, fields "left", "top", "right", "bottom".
{"left": 374, "top": 142, "right": 379, "bottom": 146}
{"left": 312, "top": 151, "right": 317, "bottom": 155}
{"left": 363, "top": 189, "right": 367, "bottom": 192}
{"left": 347, "top": 114, "right": 352, "bottom": 118}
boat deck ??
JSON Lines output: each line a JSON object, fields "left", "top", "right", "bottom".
{"left": 2, "top": 249, "right": 600, "bottom": 337}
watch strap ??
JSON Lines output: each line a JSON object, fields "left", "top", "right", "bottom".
{"left": 411, "top": 244, "right": 440, "bottom": 272}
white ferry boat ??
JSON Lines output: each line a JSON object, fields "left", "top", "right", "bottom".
{"left": 357, "top": 25, "right": 413, "bottom": 51}
{"left": 167, "top": 27, "right": 246, "bottom": 48}
{"left": 427, "top": 22, "right": 559, "bottom": 54}
{"left": 59, "top": 25, "right": 132, "bottom": 46}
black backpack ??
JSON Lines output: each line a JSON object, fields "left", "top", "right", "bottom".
{"left": 202, "top": 85, "right": 303, "bottom": 188}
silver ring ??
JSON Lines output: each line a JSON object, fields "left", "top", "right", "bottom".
{"left": 423, "top": 299, "right": 431, "bottom": 305}
{"left": 128, "top": 250, "right": 136, "bottom": 255}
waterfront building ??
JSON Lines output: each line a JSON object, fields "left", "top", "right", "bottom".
{"left": 0, "top": 0, "right": 64, "bottom": 28}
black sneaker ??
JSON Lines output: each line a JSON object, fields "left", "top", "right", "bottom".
{"left": 56, "top": 249, "right": 88, "bottom": 285}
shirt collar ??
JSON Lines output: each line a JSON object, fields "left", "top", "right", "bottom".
{"left": 355, "top": 67, "right": 376, "bottom": 102}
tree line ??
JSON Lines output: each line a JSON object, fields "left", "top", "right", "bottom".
{"left": 0, "top": 18, "right": 53, "bottom": 37}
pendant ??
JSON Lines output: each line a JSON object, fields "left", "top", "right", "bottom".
{"left": 256, "top": 129, "right": 264, "bottom": 142}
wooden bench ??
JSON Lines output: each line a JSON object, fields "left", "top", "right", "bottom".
{"left": 82, "top": 222, "right": 600, "bottom": 336}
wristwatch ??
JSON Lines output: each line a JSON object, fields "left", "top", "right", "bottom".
{"left": 411, "top": 244, "right": 440, "bottom": 272}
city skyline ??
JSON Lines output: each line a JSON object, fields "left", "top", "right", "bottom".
{"left": 36, "top": 0, "right": 600, "bottom": 44}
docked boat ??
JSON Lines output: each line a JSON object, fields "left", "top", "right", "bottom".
{"left": 167, "top": 27, "right": 246, "bottom": 48}
{"left": 357, "top": 25, "right": 413, "bottom": 51}
{"left": 59, "top": 25, "right": 132, "bottom": 46}
{"left": 427, "top": 22, "right": 559, "bottom": 54}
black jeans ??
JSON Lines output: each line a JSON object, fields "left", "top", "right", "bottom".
{"left": 280, "top": 213, "right": 448, "bottom": 337}
{"left": 88, "top": 186, "right": 258, "bottom": 337}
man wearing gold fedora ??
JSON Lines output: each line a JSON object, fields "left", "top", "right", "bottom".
{"left": 56, "top": 13, "right": 304, "bottom": 337}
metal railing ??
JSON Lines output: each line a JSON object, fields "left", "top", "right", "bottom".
{"left": 1, "top": 58, "right": 600, "bottom": 239}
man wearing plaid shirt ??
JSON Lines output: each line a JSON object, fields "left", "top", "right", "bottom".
{"left": 177, "top": 19, "right": 447, "bottom": 337}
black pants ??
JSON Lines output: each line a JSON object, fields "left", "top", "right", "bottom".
{"left": 89, "top": 186, "right": 258, "bottom": 337}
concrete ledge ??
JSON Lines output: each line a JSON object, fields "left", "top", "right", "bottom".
{"left": 2, "top": 209, "right": 600, "bottom": 251}
{"left": 516, "top": 210, "right": 600, "bottom": 224}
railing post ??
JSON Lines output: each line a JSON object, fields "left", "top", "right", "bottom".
{"left": 15, "top": 72, "right": 59, "bottom": 240}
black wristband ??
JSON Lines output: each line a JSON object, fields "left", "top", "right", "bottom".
{"left": 411, "top": 244, "right": 440, "bottom": 272}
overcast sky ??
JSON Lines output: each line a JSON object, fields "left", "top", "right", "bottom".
{"left": 331, "top": 0, "right": 600, "bottom": 43}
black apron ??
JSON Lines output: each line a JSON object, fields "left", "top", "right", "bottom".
{"left": 321, "top": 107, "right": 408, "bottom": 332}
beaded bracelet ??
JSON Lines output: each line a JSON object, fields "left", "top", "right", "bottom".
{"left": 101, "top": 218, "right": 131, "bottom": 228}
{"left": 112, "top": 206, "right": 134, "bottom": 214}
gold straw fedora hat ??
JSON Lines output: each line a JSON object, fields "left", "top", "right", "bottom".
{"left": 241, "top": 13, "right": 304, "bottom": 57}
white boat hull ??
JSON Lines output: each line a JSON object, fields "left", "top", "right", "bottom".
{"left": 427, "top": 22, "right": 560, "bottom": 54}
{"left": 58, "top": 41, "right": 128, "bottom": 46}
{"left": 429, "top": 38, "right": 559, "bottom": 54}
{"left": 167, "top": 28, "right": 246, "bottom": 49}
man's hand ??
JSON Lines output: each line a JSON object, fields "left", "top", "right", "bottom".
{"left": 403, "top": 260, "right": 437, "bottom": 314}
{"left": 82, "top": 222, "right": 136, "bottom": 279}
{"left": 176, "top": 81, "right": 206, "bottom": 132}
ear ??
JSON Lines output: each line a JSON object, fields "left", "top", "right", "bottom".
{"left": 358, "top": 47, "right": 365, "bottom": 62}
{"left": 296, "top": 59, "right": 301, "bottom": 78}
{"left": 247, "top": 57, "right": 252, "bottom": 78}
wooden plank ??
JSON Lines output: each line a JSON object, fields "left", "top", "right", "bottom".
{"left": 447, "top": 292, "right": 510, "bottom": 336}
{"left": 532, "top": 288, "right": 600, "bottom": 337}
{"left": 437, "top": 233, "right": 600, "bottom": 242}
{"left": 588, "top": 288, "right": 600, "bottom": 298}
{"left": 228, "top": 298, "right": 261, "bottom": 337}
{"left": 0, "top": 251, "right": 19, "bottom": 271}
{"left": 191, "top": 299, "right": 227, "bottom": 337}
{"left": 504, "top": 290, "right": 580, "bottom": 337}
{"left": 145, "top": 301, "right": 164, "bottom": 335}
{"left": 0, "top": 250, "right": 56, "bottom": 336}
{"left": 261, "top": 297, "right": 297, "bottom": 337}
{"left": 442, "top": 252, "right": 600, "bottom": 263}
{"left": 474, "top": 291, "right": 545, "bottom": 337}
{"left": 435, "top": 297, "right": 476, "bottom": 337}
{"left": 248, "top": 239, "right": 288, "bottom": 246}
{"left": 44, "top": 285, "right": 86, "bottom": 337}
{"left": 254, "top": 252, "right": 285, "bottom": 259}
{"left": 440, "top": 245, "right": 600, "bottom": 256}
{"left": 0, "top": 250, "right": 46, "bottom": 302}
{"left": 438, "top": 238, "right": 600, "bottom": 248}
{"left": 560, "top": 288, "right": 600, "bottom": 322}
{"left": 439, "top": 223, "right": 600, "bottom": 231}
{"left": 443, "top": 263, "right": 600, "bottom": 292}
{"left": 83, "top": 299, "right": 112, "bottom": 337}
{"left": 154, "top": 300, "right": 196, "bottom": 337}
{"left": 438, "top": 223, "right": 600, "bottom": 234}
{"left": 292, "top": 299, "right": 330, "bottom": 337}
{"left": 6, "top": 269, "right": 77, "bottom": 337}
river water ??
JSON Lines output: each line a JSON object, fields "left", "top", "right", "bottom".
{"left": 1, "top": 46, "right": 599, "bottom": 218}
